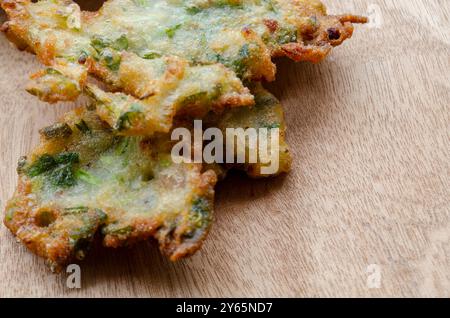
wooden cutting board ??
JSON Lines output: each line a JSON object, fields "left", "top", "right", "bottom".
{"left": 0, "top": 0, "right": 448, "bottom": 297}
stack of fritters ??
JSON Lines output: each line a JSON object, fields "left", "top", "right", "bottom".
{"left": 1, "top": 0, "right": 366, "bottom": 271}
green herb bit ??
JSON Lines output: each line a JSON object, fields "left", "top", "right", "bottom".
{"left": 46, "top": 68, "right": 63, "bottom": 75}
{"left": 185, "top": 6, "right": 201, "bottom": 14}
{"left": 75, "top": 119, "right": 91, "bottom": 134}
{"left": 115, "top": 106, "right": 143, "bottom": 131}
{"left": 190, "top": 197, "right": 211, "bottom": 228}
{"left": 262, "top": 122, "right": 280, "bottom": 129}
{"left": 100, "top": 48, "right": 121, "bottom": 71}
{"left": 112, "top": 35, "right": 129, "bottom": 51}
{"left": 54, "top": 152, "right": 80, "bottom": 165}
{"left": 141, "top": 51, "right": 162, "bottom": 59}
{"left": 75, "top": 169, "right": 101, "bottom": 185}
{"left": 48, "top": 164, "right": 77, "bottom": 187}
{"left": 91, "top": 36, "right": 110, "bottom": 52}
{"left": 165, "top": 24, "right": 182, "bottom": 39}
{"left": 103, "top": 225, "right": 133, "bottom": 235}
{"left": 64, "top": 206, "right": 89, "bottom": 214}
{"left": 39, "top": 123, "right": 73, "bottom": 140}
{"left": 17, "top": 156, "right": 27, "bottom": 174}
{"left": 27, "top": 154, "right": 57, "bottom": 177}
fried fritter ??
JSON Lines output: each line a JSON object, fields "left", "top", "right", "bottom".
{"left": 4, "top": 107, "right": 216, "bottom": 271}
{"left": 28, "top": 51, "right": 254, "bottom": 136}
{"left": 208, "top": 83, "right": 291, "bottom": 177}
{"left": 1, "top": 0, "right": 366, "bottom": 100}
{"left": 1, "top": 0, "right": 366, "bottom": 271}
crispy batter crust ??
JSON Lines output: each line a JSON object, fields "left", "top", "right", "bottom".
{"left": 0, "top": 0, "right": 366, "bottom": 98}
{"left": 207, "top": 83, "right": 292, "bottom": 177}
{"left": 4, "top": 108, "right": 217, "bottom": 271}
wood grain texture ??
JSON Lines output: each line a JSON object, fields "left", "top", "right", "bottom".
{"left": 0, "top": 0, "right": 449, "bottom": 297}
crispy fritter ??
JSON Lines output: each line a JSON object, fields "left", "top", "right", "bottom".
{"left": 1, "top": 0, "right": 366, "bottom": 98}
{"left": 28, "top": 51, "right": 254, "bottom": 135}
{"left": 4, "top": 108, "right": 216, "bottom": 271}
{"left": 1, "top": 0, "right": 366, "bottom": 271}
{"left": 208, "top": 83, "right": 291, "bottom": 177}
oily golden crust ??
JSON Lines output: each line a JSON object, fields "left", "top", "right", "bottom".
{"left": 206, "top": 83, "right": 292, "bottom": 177}
{"left": 1, "top": 0, "right": 58, "bottom": 65}
{"left": 4, "top": 177, "right": 108, "bottom": 272}
{"left": 1, "top": 0, "right": 366, "bottom": 96}
{"left": 5, "top": 182, "right": 106, "bottom": 272}
{"left": 154, "top": 169, "right": 216, "bottom": 261}
{"left": 272, "top": 12, "right": 367, "bottom": 62}
{"left": 278, "top": 42, "right": 331, "bottom": 63}
{"left": 4, "top": 107, "right": 217, "bottom": 271}
{"left": 27, "top": 63, "right": 88, "bottom": 103}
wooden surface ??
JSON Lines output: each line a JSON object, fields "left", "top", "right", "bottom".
{"left": 0, "top": 0, "right": 449, "bottom": 297}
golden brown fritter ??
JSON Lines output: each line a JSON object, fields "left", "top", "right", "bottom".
{"left": 1, "top": 0, "right": 367, "bottom": 271}
{"left": 4, "top": 107, "right": 216, "bottom": 271}
{"left": 26, "top": 51, "right": 254, "bottom": 136}
{"left": 1, "top": 0, "right": 366, "bottom": 98}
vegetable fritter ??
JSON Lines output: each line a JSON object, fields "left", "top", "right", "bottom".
{"left": 1, "top": 0, "right": 367, "bottom": 271}
{"left": 28, "top": 51, "right": 254, "bottom": 135}
{"left": 1, "top": 0, "right": 366, "bottom": 102}
{"left": 4, "top": 108, "right": 217, "bottom": 271}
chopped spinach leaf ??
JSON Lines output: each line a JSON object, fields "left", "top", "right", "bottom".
{"left": 27, "top": 154, "right": 57, "bottom": 177}
{"left": 165, "top": 24, "right": 182, "bottom": 38}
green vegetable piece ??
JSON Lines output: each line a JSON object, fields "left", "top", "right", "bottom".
{"left": 64, "top": 206, "right": 89, "bottom": 214}
{"left": 100, "top": 48, "right": 121, "bottom": 71}
{"left": 54, "top": 152, "right": 79, "bottom": 165}
{"left": 133, "top": 0, "right": 148, "bottom": 6}
{"left": 165, "top": 24, "right": 182, "bottom": 39}
{"left": 75, "top": 169, "right": 101, "bottom": 185}
{"left": 277, "top": 26, "right": 297, "bottom": 44}
{"left": 190, "top": 197, "right": 210, "bottom": 228}
{"left": 91, "top": 36, "right": 110, "bottom": 52}
{"left": 75, "top": 119, "right": 90, "bottom": 134}
{"left": 39, "top": 123, "right": 73, "bottom": 140}
{"left": 45, "top": 68, "right": 63, "bottom": 75}
{"left": 27, "top": 152, "right": 79, "bottom": 186}
{"left": 115, "top": 137, "right": 130, "bottom": 155}
{"left": 112, "top": 35, "right": 129, "bottom": 51}
{"left": 103, "top": 225, "right": 133, "bottom": 235}
{"left": 115, "top": 105, "right": 143, "bottom": 131}
{"left": 5, "top": 209, "right": 14, "bottom": 222}
{"left": 27, "top": 154, "right": 57, "bottom": 177}
{"left": 181, "top": 91, "right": 208, "bottom": 106}
{"left": 232, "top": 44, "right": 251, "bottom": 77}
{"left": 141, "top": 51, "right": 162, "bottom": 59}
{"left": 185, "top": 6, "right": 201, "bottom": 14}
{"left": 48, "top": 164, "right": 76, "bottom": 187}
{"left": 263, "top": 122, "right": 280, "bottom": 129}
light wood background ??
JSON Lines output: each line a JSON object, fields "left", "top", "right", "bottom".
{"left": 0, "top": 0, "right": 448, "bottom": 297}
